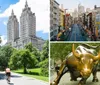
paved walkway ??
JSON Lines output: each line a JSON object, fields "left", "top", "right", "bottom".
{"left": 0, "top": 72, "right": 48, "bottom": 85}
{"left": 50, "top": 71, "right": 100, "bottom": 85}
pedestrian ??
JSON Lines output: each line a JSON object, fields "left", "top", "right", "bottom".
{"left": 57, "top": 31, "right": 62, "bottom": 41}
{"left": 69, "top": 27, "right": 71, "bottom": 31}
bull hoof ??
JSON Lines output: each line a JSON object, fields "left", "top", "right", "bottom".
{"left": 78, "top": 83, "right": 83, "bottom": 85}
{"left": 50, "top": 82, "right": 56, "bottom": 85}
{"left": 78, "top": 81, "right": 85, "bottom": 85}
{"left": 50, "top": 83, "right": 52, "bottom": 85}
{"left": 92, "top": 78, "right": 99, "bottom": 82}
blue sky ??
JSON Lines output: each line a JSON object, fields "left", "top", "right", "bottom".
{"left": 0, "top": 0, "right": 19, "bottom": 13}
{"left": 57, "top": 0, "right": 100, "bottom": 10}
{"left": 0, "top": 0, "right": 49, "bottom": 45}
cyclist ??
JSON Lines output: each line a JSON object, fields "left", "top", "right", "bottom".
{"left": 5, "top": 68, "right": 11, "bottom": 83}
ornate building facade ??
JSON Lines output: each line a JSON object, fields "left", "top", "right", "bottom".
{"left": 50, "top": 0, "right": 59, "bottom": 40}
{"left": 7, "top": 1, "right": 45, "bottom": 50}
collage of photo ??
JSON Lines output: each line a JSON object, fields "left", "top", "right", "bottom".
{"left": 0, "top": 0, "right": 100, "bottom": 85}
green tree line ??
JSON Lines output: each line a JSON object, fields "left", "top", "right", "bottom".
{"left": 50, "top": 43, "right": 100, "bottom": 61}
{"left": 0, "top": 40, "right": 49, "bottom": 77}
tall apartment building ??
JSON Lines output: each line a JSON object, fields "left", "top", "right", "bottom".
{"left": 20, "top": 1, "right": 37, "bottom": 45}
{"left": 72, "top": 9, "right": 78, "bottom": 18}
{"left": 7, "top": 1, "right": 45, "bottom": 50}
{"left": 86, "top": 8, "right": 91, "bottom": 13}
{"left": 94, "top": 5, "right": 100, "bottom": 13}
{"left": 7, "top": 10, "right": 19, "bottom": 43}
{"left": 78, "top": 3, "right": 85, "bottom": 16}
{"left": 59, "top": 5, "right": 65, "bottom": 30}
{"left": 50, "top": 0, "right": 59, "bottom": 40}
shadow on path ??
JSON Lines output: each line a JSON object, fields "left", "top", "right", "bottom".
{"left": 0, "top": 73, "right": 22, "bottom": 80}
{"left": 0, "top": 73, "right": 5, "bottom": 80}
{"left": 10, "top": 83, "right": 14, "bottom": 85}
{"left": 11, "top": 74, "right": 22, "bottom": 78}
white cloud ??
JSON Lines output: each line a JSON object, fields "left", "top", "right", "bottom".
{"left": 3, "top": 21, "right": 7, "bottom": 26}
{"left": 0, "top": 35, "right": 7, "bottom": 46}
{"left": 0, "top": 0, "right": 49, "bottom": 33}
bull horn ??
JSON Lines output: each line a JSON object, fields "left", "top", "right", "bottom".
{"left": 72, "top": 44, "right": 80, "bottom": 58}
{"left": 80, "top": 43, "right": 100, "bottom": 49}
{"left": 94, "top": 51, "right": 100, "bottom": 61}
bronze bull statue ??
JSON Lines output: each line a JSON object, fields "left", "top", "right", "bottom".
{"left": 51, "top": 44, "right": 100, "bottom": 85}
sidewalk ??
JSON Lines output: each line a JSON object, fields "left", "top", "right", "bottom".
{"left": 0, "top": 71, "right": 49, "bottom": 85}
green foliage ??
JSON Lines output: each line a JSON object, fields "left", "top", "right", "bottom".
{"left": 0, "top": 45, "right": 14, "bottom": 70}
{"left": 0, "top": 40, "right": 49, "bottom": 78}
{"left": 12, "top": 68, "right": 48, "bottom": 82}
{"left": 25, "top": 43, "right": 40, "bottom": 62}
{"left": 39, "top": 59, "right": 49, "bottom": 77}
{"left": 50, "top": 43, "right": 100, "bottom": 61}
{"left": 50, "top": 43, "right": 72, "bottom": 61}
{"left": 25, "top": 43, "right": 34, "bottom": 52}
{"left": 0, "top": 36, "right": 1, "bottom": 44}
{"left": 40, "top": 40, "right": 49, "bottom": 61}
{"left": 9, "top": 49, "right": 38, "bottom": 73}
{"left": 27, "top": 53, "right": 38, "bottom": 68}
{"left": 32, "top": 47, "right": 40, "bottom": 62}
{"left": 39, "top": 41, "right": 49, "bottom": 77}
{"left": 9, "top": 50, "right": 22, "bottom": 70}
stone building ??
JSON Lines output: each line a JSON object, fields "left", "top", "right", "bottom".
{"left": 7, "top": 1, "right": 45, "bottom": 50}
{"left": 50, "top": 0, "right": 59, "bottom": 40}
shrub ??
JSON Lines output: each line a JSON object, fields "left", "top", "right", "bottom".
{"left": 39, "top": 59, "right": 49, "bottom": 77}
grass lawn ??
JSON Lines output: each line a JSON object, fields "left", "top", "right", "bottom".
{"left": 12, "top": 68, "right": 48, "bottom": 82}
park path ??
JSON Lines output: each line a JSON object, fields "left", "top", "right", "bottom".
{"left": 0, "top": 72, "right": 49, "bottom": 85}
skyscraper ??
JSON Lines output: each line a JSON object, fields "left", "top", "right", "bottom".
{"left": 50, "top": 0, "right": 59, "bottom": 40}
{"left": 7, "top": 10, "right": 19, "bottom": 43}
{"left": 78, "top": 3, "right": 85, "bottom": 16}
{"left": 20, "top": 0, "right": 37, "bottom": 46}
{"left": 20, "top": 1, "right": 36, "bottom": 41}
{"left": 7, "top": 1, "right": 45, "bottom": 50}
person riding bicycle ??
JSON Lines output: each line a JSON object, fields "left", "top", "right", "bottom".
{"left": 5, "top": 68, "right": 11, "bottom": 82}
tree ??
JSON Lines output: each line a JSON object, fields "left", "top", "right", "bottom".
{"left": 0, "top": 36, "right": 2, "bottom": 47}
{"left": 50, "top": 43, "right": 72, "bottom": 61}
{"left": 39, "top": 40, "right": 49, "bottom": 76}
{"left": 39, "top": 59, "right": 49, "bottom": 77}
{"left": 50, "top": 43, "right": 100, "bottom": 61}
{"left": 0, "top": 45, "right": 14, "bottom": 70}
{"left": 9, "top": 50, "right": 21, "bottom": 70}
{"left": 9, "top": 49, "right": 38, "bottom": 73}
{"left": 25, "top": 43, "right": 40, "bottom": 62}
{"left": 25, "top": 43, "right": 33, "bottom": 52}
{"left": 0, "top": 36, "right": 1, "bottom": 44}
{"left": 40, "top": 40, "right": 49, "bottom": 61}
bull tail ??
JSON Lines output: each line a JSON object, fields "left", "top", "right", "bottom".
{"left": 51, "top": 60, "right": 68, "bottom": 85}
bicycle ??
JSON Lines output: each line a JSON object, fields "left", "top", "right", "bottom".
{"left": 5, "top": 72, "right": 11, "bottom": 84}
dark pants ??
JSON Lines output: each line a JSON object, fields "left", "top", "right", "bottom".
{"left": 6, "top": 72, "right": 11, "bottom": 77}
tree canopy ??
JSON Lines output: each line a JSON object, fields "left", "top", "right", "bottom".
{"left": 39, "top": 40, "right": 49, "bottom": 76}
{"left": 0, "top": 36, "right": 1, "bottom": 44}
{"left": 9, "top": 49, "right": 38, "bottom": 73}
{"left": 50, "top": 43, "right": 100, "bottom": 61}
{"left": 0, "top": 45, "right": 14, "bottom": 70}
{"left": 40, "top": 40, "right": 49, "bottom": 61}
{"left": 25, "top": 43, "right": 40, "bottom": 62}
